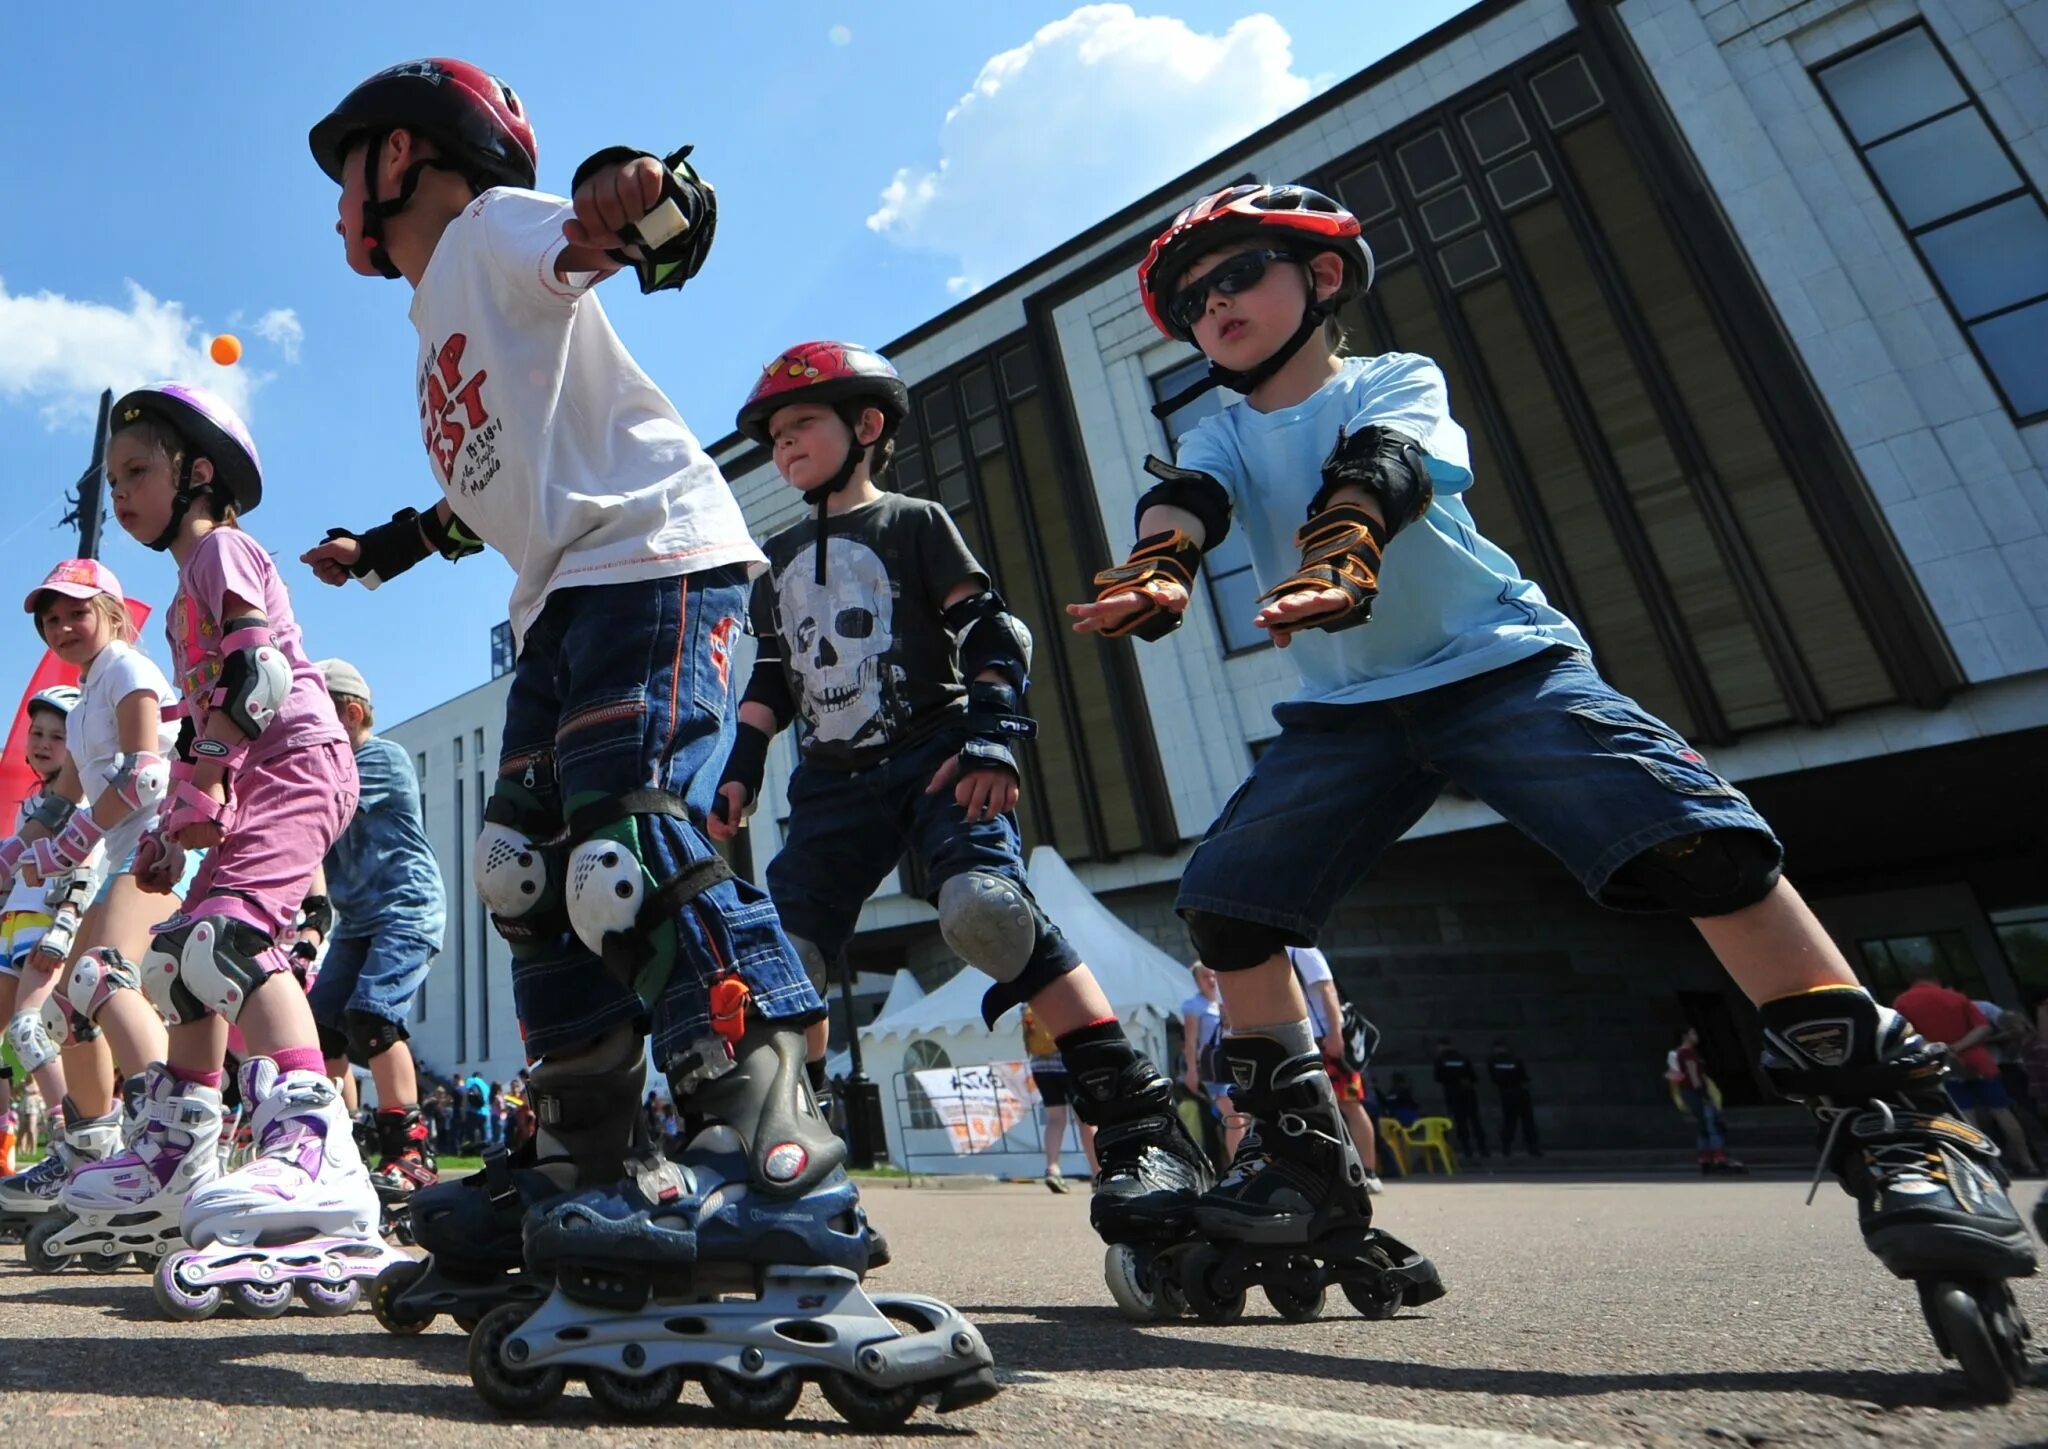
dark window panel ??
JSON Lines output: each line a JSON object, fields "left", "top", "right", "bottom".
{"left": 894, "top": 447, "right": 928, "bottom": 495}
{"left": 932, "top": 432, "right": 964, "bottom": 475}
{"left": 1973, "top": 300, "right": 2048, "bottom": 416}
{"left": 1440, "top": 231, "right": 1503, "bottom": 289}
{"left": 1208, "top": 565, "right": 1270, "bottom": 654}
{"left": 1463, "top": 93, "right": 1530, "bottom": 163}
{"left": 970, "top": 415, "right": 1005, "bottom": 458}
{"left": 961, "top": 366, "right": 998, "bottom": 419}
{"left": 922, "top": 388, "right": 958, "bottom": 437}
{"left": 1915, "top": 197, "right": 2048, "bottom": 319}
{"left": 1530, "top": 55, "right": 1602, "bottom": 129}
{"left": 1865, "top": 108, "right": 2021, "bottom": 227}
{"left": 1363, "top": 215, "right": 1415, "bottom": 269}
{"left": 1421, "top": 186, "right": 1482, "bottom": 242}
{"left": 1816, "top": 28, "right": 1966, "bottom": 144}
{"left": 1335, "top": 160, "right": 1396, "bottom": 221}
{"left": 1397, "top": 129, "right": 1460, "bottom": 196}
{"left": 1488, "top": 151, "right": 1554, "bottom": 212}
{"left": 1000, "top": 346, "right": 1039, "bottom": 399}
{"left": 938, "top": 468, "right": 974, "bottom": 513}
{"left": 1560, "top": 116, "right": 1894, "bottom": 716}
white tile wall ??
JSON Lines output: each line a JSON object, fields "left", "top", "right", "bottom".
{"left": 1627, "top": 0, "right": 2048, "bottom": 684}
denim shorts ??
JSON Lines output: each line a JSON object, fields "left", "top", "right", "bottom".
{"left": 498, "top": 569, "right": 820, "bottom": 1062}
{"left": 1948, "top": 1075, "right": 2012, "bottom": 1113}
{"left": 307, "top": 931, "right": 437, "bottom": 1028}
{"left": 1177, "top": 647, "right": 1778, "bottom": 941}
{"left": 768, "top": 731, "right": 1032, "bottom": 965}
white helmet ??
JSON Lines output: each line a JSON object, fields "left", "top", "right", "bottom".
{"left": 27, "top": 685, "right": 81, "bottom": 718}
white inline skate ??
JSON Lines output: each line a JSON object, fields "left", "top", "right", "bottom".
{"left": 32, "top": 1064, "right": 221, "bottom": 1272}
{"left": 2, "top": 1101, "right": 126, "bottom": 1270}
{"left": 154, "top": 1056, "right": 406, "bottom": 1319}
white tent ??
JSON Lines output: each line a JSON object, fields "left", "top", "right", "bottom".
{"left": 856, "top": 847, "right": 1193, "bottom": 1175}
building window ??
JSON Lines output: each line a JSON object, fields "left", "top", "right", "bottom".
{"left": 1857, "top": 931, "right": 1988, "bottom": 1001}
{"left": 490, "top": 622, "right": 516, "bottom": 679}
{"left": 902, "top": 1039, "right": 953, "bottom": 1130}
{"left": 475, "top": 764, "right": 489, "bottom": 1060}
{"left": 452, "top": 774, "right": 467, "bottom": 1063}
{"left": 1815, "top": 26, "right": 2048, "bottom": 421}
{"left": 1992, "top": 906, "right": 2048, "bottom": 1000}
{"left": 1151, "top": 358, "right": 1267, "bottom": 656}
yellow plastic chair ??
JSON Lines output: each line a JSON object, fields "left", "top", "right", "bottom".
{"left": 1405, "top": 1116, "right": 1459, "bottom": 1176}
{"left": 1377, "top": 1120, "right": 1411, "bottom": 1179}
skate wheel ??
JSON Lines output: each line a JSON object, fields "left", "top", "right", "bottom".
{"left": 232, "top": 1279, "right": 296, "bottom": 1318}
{"left": 469, "top": 1301, "right": 565, "bottom": 1418}
{"left": 1177, "top": 1244, "right": 1246, "bottom": 1324}
{"left": 84, "top": 1247, "right": 131, "bottom": 1275}
{"left": 1266, "top": 1275, "right": 1327, "bottom": 1324}
{"left": 1103, "top": 1243, "right": 1172, "bottom": 1323}
{"left": 372, "top": 1259, "right": 434, "bottom": 1336}
{"left": 22, "top": 1216, "right": 73, "bottom": 1274}
{"left": 701, "top": 1366, "right": 803, "bottom": 1425}
{"left": 153, "top": 1251, "right": 222, "bottom": 1322}
{"left": 1342, "top": 1278, "right": 1402, "bottom": 1321}
{"left": 587, "top": 1366, "right": 684, "bottom": 1419}
{"left": 453, "top": 1308, "right": 486, "bottom": 1334}
{"left": 299, "top": 1277, "right": 361, "bottom": 1316}
{"left": 820, "top": 1370, "right": 921, "bottom": 1432}
{"left": 1922, "top": 1281, "right": 2020, "bottom": 1404}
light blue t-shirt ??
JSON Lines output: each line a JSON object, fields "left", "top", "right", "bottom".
{"left": 1175, "top": 353, "right": 1585, "bottom": 704}
{"left": 324, "top": 736, "right": 447, "bottom": 949}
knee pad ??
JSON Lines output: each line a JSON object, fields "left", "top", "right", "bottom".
{"left": 7, "top": 1009, "right": 57, "bottom": 1075}
{"left": 564, "top": 789, "right": 733, "bottom": 1003}
{"left": 789, "top": 935, "right": 831, "bottom": 996}
{"left": 141, "top": 909, "right": 279, "bottom": 1024}
{"left": 38, "top": 992, "right": 97, "bottom": 1048}
{"left": 1183, "top": 909, "right": 1296, "bottom": 973}
{"left": 477, "top": 779, "right": 569, "bottom": 954}
{"left": 62, "top": 948, "right": 141, "bottom": 1027}
{"left": 343, "top": 1008, "right": 407, "bottom": 1067}
{"left": 1605, "top": 829, "right": 1783, "bottom": 918}
{"left": 936, "top": 873, "right": 1086, "bottom": 1028}
{"left": 316, "top": 1018, "right": 348, "bottom": 1062}
{"left": 530, "top": 1024, "right": 648, "bottom": 1182}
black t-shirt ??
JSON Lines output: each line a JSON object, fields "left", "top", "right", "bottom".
{"left": 753, "top": 493, "right": 986, "bottom": 771}
{"left": 1489, "top": 1053, "right": 1531, "bottom": 1092}
{"left": 1434, "top": 1050, "right": 1477, "bottom": 1090}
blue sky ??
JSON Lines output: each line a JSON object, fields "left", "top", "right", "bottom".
{"left": 0, "top": 2, "right": 1477, "bottom": 729}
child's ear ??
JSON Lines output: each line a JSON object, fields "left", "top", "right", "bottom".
{"left": 1309, "top": 251, "right": 1346, "bottom": 305}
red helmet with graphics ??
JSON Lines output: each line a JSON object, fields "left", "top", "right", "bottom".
{"left": 310, "top": 58, "right": 537, "bottom": 191}
{"left": 735, "top": 342, "right": 910, "bottom": 446}
{"left": 1138, "top": 183, "right": 1373, "bottom": 341}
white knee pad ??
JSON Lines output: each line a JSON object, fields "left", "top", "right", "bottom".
{"left": 476, "top": 820, "right": 556, "bottom": 921}
{"left": 937, "top": 871, "right": 1040, "bottom": 982}
{"left": 566, "top": 834, "right": 648, "bottom": 958}
{"left": 7, "top": 1008, "right": 57, "bottom": 1074}
{"left": 142, "top": 914, "right": 271, "bottom": 1025}
{"left": 63, "top": 948, "right": 140, "bottom": 1025}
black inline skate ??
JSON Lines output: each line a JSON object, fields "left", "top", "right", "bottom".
{"left": 372, "top": 1029, "right": 645, "bottom": 1336}
{"left": 367, "top": 1105, "right": 437, "bottom": 1245}
{"left": 1763, "top": 986, "right": 2037, "bottom": 1402}
{"left": 1063, "top": 1033, "right": 1215, "bottom": 1322}
{"left": 468, "top": 1024, "right": 996, "bottom": 1429}
{"left": 1155, "top": 1031, "right": 1444, "bottom": 1324}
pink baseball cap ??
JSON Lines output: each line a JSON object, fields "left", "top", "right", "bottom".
{"left": 24, "top": 557, "right": 124, "bottom": 615}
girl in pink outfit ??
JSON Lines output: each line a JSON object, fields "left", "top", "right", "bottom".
{"left": 89, "top": 382, "right": 401, "bottom": 1319}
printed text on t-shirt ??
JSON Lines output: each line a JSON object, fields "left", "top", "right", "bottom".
{"left": 419, "top": 333, "right": 502, "bottom": 496}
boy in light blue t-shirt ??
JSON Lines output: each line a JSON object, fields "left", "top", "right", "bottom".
{"left": 1072, "top": 182, "right": 2033, "bottom": 1355}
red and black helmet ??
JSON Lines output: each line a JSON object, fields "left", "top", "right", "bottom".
{"left": 735, "top": 342, "right": 910, "bottom": 446}
{"left": 310, "top": 58, "right": 537, "bottom": 192}
{"left": 1138, "top": 183, "right": 1373, "bottom": 341}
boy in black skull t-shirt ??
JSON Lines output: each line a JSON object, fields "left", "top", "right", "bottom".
{"left": 712, "top": 342, "right": 1210, "bottom": 1257}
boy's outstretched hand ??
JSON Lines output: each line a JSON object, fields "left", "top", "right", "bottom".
{"left": 565, "top": 156, "right": 668, "bottom": 252}
{"left": 1065, "top": 578, "right": 1190, "bottom": 636}
{"left": 706, "top": 782, "right": 749, "bottom": 844}
{"left": 925, "top": 754, "right": 1019, "bottom": 822}
{"left": 300, "top": 534, "right": 361, "bottom": 587}
{"left": 1253, "top": 584, "right": 1351, "bottom": 648}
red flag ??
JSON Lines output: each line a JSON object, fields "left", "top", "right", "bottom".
{"left": 0, "top": 599, "right": 153, "bottom": 831}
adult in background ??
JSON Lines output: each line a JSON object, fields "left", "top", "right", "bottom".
{"left": 1488, "top": 1039, "right": 1541, "bottom": 1158}
{"left": 1434, "top": 1038, "right": 1486, "bottom": 1160}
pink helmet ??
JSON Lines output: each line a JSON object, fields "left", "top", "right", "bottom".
{"left": 111, "top": 382, "right": 263, "bottom": 514}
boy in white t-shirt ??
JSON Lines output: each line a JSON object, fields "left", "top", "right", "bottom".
{"left": 299, "top": 60, "right": 990, "bottom": 1416}
{"left": 1286, "top": 947, "right": 1381, "bottom": 1193}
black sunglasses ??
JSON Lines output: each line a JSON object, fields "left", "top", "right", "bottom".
{"left": 1166, "top": 248, "right": 1302, "bottom": 334}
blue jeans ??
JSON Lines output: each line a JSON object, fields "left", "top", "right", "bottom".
{"left": 768, "top": 733, "right": 1040, "bottom": 964}
{"left": 1681, "top": 1087, "right": 1726, "bottom": 1152}
{"left": 1178, "top": 646, "right": 1778, "bottom": 939}
{"left": 307, "top": 931, "right": 436, "bottom": 1030}
{"left": 499, "top": 570, "right": 821, "bottom": 1062}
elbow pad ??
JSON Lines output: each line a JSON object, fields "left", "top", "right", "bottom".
{"left": 943, "top": 590, "right": 1034, "bottom": 695}
{"left": 211, "top": 617, "right": 293, "bottom": 744}
{"left": 1133, "top": 456, "right": 1232, "bottom": 551}
{"left": 1310, "top": 425, "right": 1434, "bottom": 537}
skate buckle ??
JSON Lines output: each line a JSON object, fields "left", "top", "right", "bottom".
{"left": 630, "top": 1152, "right": 691, "bottom": 1205}
{"left": 670, "top": 1034, "right": 736, "bottom": 1095}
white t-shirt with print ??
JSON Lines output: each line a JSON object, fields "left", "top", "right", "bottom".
{"left": 73, "top": 641, "right": 179, "bottom": 864}
{"left": 408, "top": 186, "right": 765, "bottom": 648}
{"left": 1288, "top": 945, "right": 1337, "bottom": 1041}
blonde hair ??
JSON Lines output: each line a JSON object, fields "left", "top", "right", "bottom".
{"left": 110, "top": 414, "right": 240, "bottom": 530}
{"left": 35, "top": 590, "right": 134, "bottom": 646}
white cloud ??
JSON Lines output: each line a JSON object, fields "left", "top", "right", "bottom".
{"left": 0, "top": 278, "right": 282, "bottom": 430}
{"left": 867, "top": 5, "right": 1316, "bottom": 293}
{"left": 253, "top": 308, "right": 304, "bottom": 365}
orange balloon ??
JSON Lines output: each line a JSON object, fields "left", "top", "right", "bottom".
{"left": 210, "top": 334, "right": 242, "bottom": 366}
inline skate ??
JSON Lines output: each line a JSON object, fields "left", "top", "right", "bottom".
{"left": 467, "top": 1024, "right": 996, "bottom": 1428}
{"left": 367, "top": 1104, "right": 436, "bottom": 1245}
{"left": 1151, "top": 1032, "right": 1443, "bottom": 1325}
{"left": 1763, "top": 986, "right": 2038, "bottom": 1402}
{"left": 0, "top": 1099, "right": 126, "bottom": 1266}
{"left": 154, "top": 1056, "right": 406, "bottom": 1319}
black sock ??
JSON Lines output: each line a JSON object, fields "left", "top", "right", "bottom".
{"left": 805, "top": 1058, "right": 828, "bottom": 1095}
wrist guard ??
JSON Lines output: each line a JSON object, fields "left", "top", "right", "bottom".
{"left": 952, "top": 681, "right": 1037, "bottom": 783}
{"left": 571, "top": 145, "right": 718, "bottom": 294}
{"left": 419, "top": 508, "right": 485, "bottom": 563}
{"left": 300, "top": 894, "right": 335, "bottom": 938}
{"left": 712, "top": 724, "right": 772, "bottom": 827}
{"left": 1259, "top": 502, "right": 1389, "bottom": 634}
{"left": 1091, "top": 529, "right": 1203, "bottom": 641}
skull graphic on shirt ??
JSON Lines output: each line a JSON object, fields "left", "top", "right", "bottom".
{"left": 782, "top": 536, "right": 897, "bottom": 744}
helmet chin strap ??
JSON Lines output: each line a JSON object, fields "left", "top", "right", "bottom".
{"left": 1149, "top": 259, "right": 1332, "bottom": 420}
{"left": 145, "top": 458, "right": 208, "bottom": 553}
{"left": 801, "top": 406, "right": 878, "bottom": 586}
{"left": 357, "top": 130, "right": 477, "bottom": 281}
